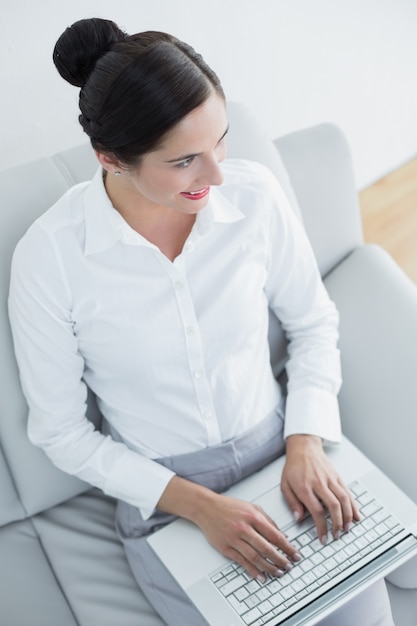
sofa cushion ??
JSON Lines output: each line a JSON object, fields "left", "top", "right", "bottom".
{"left": 31, "top": 489, "right": 164, "bottom": 626}
{"left": 0, "top": 443, "right": 24, "bottom": 525}
{"left": 324, "top": 244, "right": 417, "bottom": 505}
{"left": 0, "top": 519, "right": 77, "bottom": 626}
{"left": 386, "top": 582, "right": 417, "bottom": 626}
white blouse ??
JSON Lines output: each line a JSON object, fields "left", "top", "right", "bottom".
{"left": 8, "top": 159, "right": 341, "bottom": 519}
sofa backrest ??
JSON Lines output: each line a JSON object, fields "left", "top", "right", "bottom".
{"left": 0, "top": 102, "right": 362, "bottom": 523}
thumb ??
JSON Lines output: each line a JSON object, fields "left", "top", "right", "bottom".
{"left": 281, "top": 480, "right": 304, "bottom": 523}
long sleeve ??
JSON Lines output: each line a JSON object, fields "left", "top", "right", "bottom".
{"left": 8, "top": 222, "right": 175, "bottom": 519}
{"left": 263, "top": 170, "right": 342, "bottom": 444}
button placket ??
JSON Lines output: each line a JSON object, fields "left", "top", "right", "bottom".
{"left": 170, "top": 268, "right": 220, "bottom": 445}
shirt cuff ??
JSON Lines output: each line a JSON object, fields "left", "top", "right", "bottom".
{"left": 283, "top": 386, "right": 342, "bottom": 445}
{"left": 104, "top": 449, "right": 176, "bottom": 520}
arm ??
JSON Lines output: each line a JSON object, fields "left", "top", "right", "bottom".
{"left": 8, "top": 222, "right": 175, "bottom": 519}
{"left": 264, "top": 171, "right": 359, "bottom": 540}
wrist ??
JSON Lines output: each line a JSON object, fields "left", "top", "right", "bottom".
{"left": 286, "top": 433, "right": 323, "bottom": 453}
{"left": 156, "top": 475, "right": 218, "bottom": 525}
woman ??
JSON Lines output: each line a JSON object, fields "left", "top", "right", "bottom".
{"left": 9, "top": 17, "right": 394, "bottom": 626}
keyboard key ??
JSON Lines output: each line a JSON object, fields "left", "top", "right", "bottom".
{"left": 358, "top": 492, "right": 374, "bottom": 506}
{"left": 267, "top": 580, "right": 283, "bottom": 594}
{"left": 235, "top": 587, "right": 249, "bottom": 601}
{"left": 269, "top": 590, "right": 285, "bottom": 607}
{"left": 259, "top": 600, "right": 274, "bottom": 615}
{"left": 297, "top": 533, "right": 310, "bottom": 546}
{"left": 211, "top": 572, "right": 223, "bottom": 584}
{"left": 301, "top": 571, "right": 317, "bottom": 585}
{"left": 244, "top": 580, "right": 260, "bottom": 594}
{"left": 300, "top": 544, "right": 313, "bottom": 558}
{"left": 311, "top": 552, "right": 324, "bottom": 565}
{"left": 242, "top": 608, "right": 262, "bottom": 624}
{"left": 228, "top": 596, "right": 248, "bottom": 615}
{"left": 350, "top": 482, "right": 366, "bottom": 497}
{"left": 219, "top": 574, "right": 246, "bottom": 596}
{"left": 323, "top": 556, "right": 338, "bottom": 573}
{"left": 362, "top": 501, "right": 381, "bottom": 517}
{"left": 321, "top": 545, "right": 335, "bottom": 558}
{"left": 245, "top": 595, "right": 259, "bottom": 609}
{"left": 255, "top": 587, "right": 271, "bottom": 601}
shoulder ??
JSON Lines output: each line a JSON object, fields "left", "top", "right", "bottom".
{"left": 35, "top": 180, "right": 90, "bottom": 235}
{"left": 11, "top": 179, "right": 91, "bottom": 275}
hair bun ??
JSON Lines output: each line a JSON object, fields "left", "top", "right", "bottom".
{"left": 53, "top": 18, "right": 126, "bottom": 88}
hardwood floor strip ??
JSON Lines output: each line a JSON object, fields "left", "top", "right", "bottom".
{"left": 359, "top": 156, "right": 417, "bottom": 285}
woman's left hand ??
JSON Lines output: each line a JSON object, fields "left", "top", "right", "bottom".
{"left": 281, "top": 434, "right": 361, "bottom": 544}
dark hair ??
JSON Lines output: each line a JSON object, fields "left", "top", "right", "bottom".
{"left": 53, "top": 18, "right": 225, "bottom": 166}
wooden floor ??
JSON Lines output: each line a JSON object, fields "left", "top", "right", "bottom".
{"left": 360, "top": 156, "right": 417, "bottom": 285}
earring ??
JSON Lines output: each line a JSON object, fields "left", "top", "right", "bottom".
{"left": 114, "top": 170, "right": 121, "bottom": 176}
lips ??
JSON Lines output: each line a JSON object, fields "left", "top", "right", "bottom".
{"left": 180, "top": 187, "right": 210, "bottom": 200}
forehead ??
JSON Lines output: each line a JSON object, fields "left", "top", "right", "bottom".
{"left": 156, "top": 94, "right": 227, "bottom": 154}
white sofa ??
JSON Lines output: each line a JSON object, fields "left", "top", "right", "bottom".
{"left": 1, "top": 102, "right": 416, "bottom": 625}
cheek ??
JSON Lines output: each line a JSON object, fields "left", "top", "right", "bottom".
{"left": 137, "top": 172, "right": 185, "bottom": 197}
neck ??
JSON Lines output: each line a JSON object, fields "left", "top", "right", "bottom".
{"left": 104, "top": 171, "right": 196, "bottom": 261}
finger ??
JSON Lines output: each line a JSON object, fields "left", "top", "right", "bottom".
{"left": 301, "top": 488, "right": 330, "bottom": 544}
{"left": 225, "top": 546, "right": 283, "bottom": 583}
{"left": 238, "top": 537, "right": 290, "bottom": 580}
{"left": 348, "top": 486, "right": 361, "bottom": 522}
{"left": 320, "top": 485, "right": 346, "bottom": 540}
{"left": 333, "top": 480, "right": 358, "bottom": 533}
{"left": 327, "top": 478, "right": 363, "bottom": 536}
{"left": 252, "top": 513, "right": 302, "bottom": 563}
{"left": 281, "top": 479, "right": 305, "bottom": 523}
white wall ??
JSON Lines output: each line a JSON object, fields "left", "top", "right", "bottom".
{"left": 1, "top": 0, "right": 417, "bottom": 188}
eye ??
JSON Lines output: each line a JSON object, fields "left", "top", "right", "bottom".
{"left": 175, "top": 157, "right": 194, "bottom": 169}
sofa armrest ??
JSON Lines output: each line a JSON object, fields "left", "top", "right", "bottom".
{"left": 325, "top": 244, "right": 417, "bottom": 590}
{"left": 275, "top": 124, "right": 364, "bottom": 277}
{"left": 324, "top": 244, "right": 417, "bottom": 503}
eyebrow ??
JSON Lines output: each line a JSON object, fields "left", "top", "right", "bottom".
{"left": 165, "top": 124, "right": 229, "bottom": 163}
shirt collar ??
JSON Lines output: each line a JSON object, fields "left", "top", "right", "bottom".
{"left": 84, "top": 168, "right": 120, "bottom": 256}
{"left": 83, "top": 165, "right": 245, "bottom": 256}
{"left": 196, "top": 183, "right": 244, "bottom": 235}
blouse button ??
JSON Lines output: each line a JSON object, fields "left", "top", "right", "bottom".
{"left": 194, "top": 369, "right": 203, "bottom": 379}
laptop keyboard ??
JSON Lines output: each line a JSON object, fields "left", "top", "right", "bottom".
{"left": 210, "top": 481, "right": 403, "bottom": 625}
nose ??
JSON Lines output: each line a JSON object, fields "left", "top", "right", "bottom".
{"left": 198, "top": 155, "right": 224, "bottom": 187}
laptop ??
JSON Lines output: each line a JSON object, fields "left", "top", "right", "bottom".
{"left": 148, "top": 436, "right": 417, "bottom": 625}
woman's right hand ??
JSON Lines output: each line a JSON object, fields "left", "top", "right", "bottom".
{"left": 194, "top": 491, "right": 301, "bottom": 582}
{"left": 157, "top": 476, "right": 301, "bottom": 582}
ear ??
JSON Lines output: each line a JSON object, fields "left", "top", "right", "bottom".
{"left": 94, "top": 150, "right": 122, "bottom": 174}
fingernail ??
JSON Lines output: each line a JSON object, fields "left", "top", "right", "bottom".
{"left": 292, "top": 552, "right": 302, "bottom": 562}
{"left": 293, "top": 511, "right": 301, "bottom": 522}
{"left": 256, "top": 574, "right": 266, "bottom": 584}
{"left": 274, "top": 569, "right": 285, "bottom": 578}
{"left": 334, "top": 530, "right": 341, "bottom": 540}
{"left": 321, "top": 534, "right": 328, "bottom": 545}
{"left": 344, "top": 522, "right": 353, "bottom": 532}
{"left": 284, "top": 562, "right": 293, "bottom": 571}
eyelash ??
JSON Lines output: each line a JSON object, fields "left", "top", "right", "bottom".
{"left": 174, "top": 135, "right": 228, "bottom": 170}
{"left": 175, "top": 157, "right": 194, "bottom": 169}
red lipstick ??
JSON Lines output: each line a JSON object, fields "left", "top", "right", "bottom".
{"left": 180, "top": 187, "right": 210, "bottom": 200}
